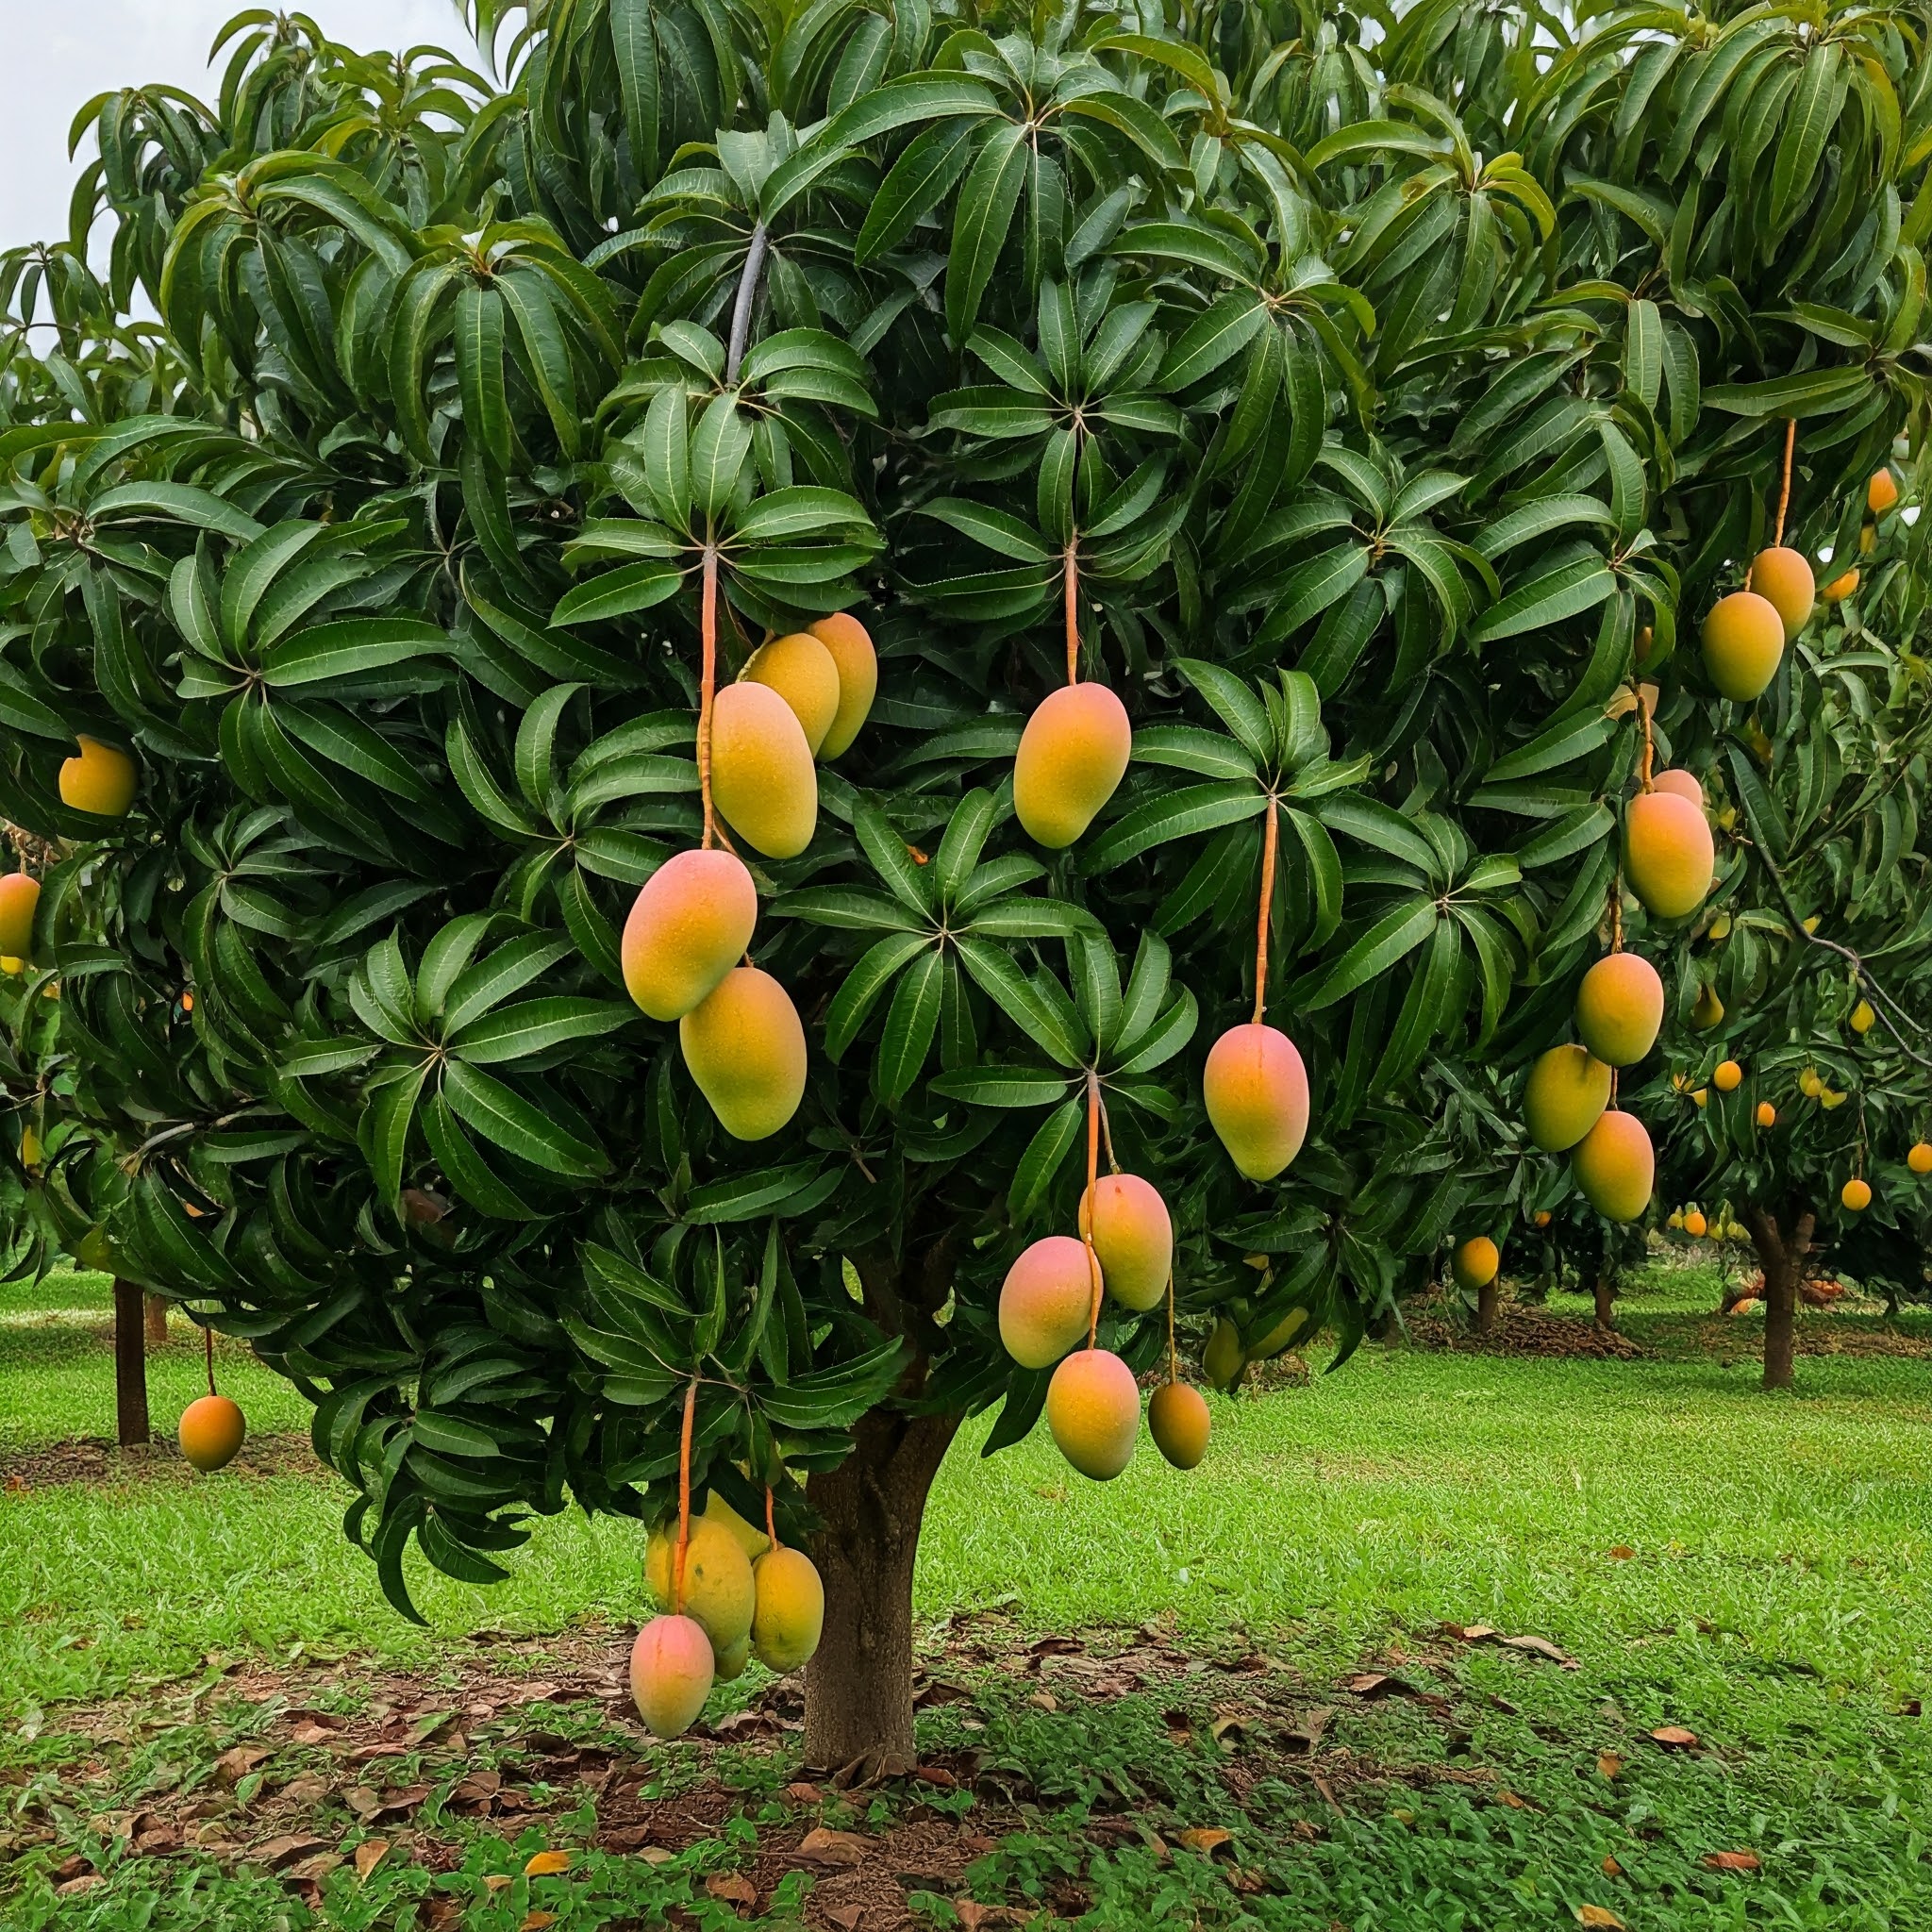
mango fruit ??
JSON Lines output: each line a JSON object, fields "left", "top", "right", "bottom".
{"left": 1623, "top": 790, "right": 1714, "bottom": 919}
{"left": 1148, "top": 1381, "right": 1210, "bottom": 1469}
{"left": 0, "top": 874, "right": 39, "bottom": 960}
{"left": 751, "top": 1545, "right": 825, "bottom": 1673}
{"left": 1524, "top": 1044, "right": 1611, "bottom": 1153}
{"left": 1202, "top": 1316, "right": 1243, "bottom": 1391}
{"left": 1713, "top": 1058, "right": 1742, "bottom": 1091}
{"left": 743, "top": 631, "right": 841, "bottom": 757}
{"left": 1841, "top": 1177, "right": 1872, "bottom": 1212}
{"left": 1700, "top": 590, "right": 1785, "bottom": 701}
{"left": 1045, "top": 1347, "right": 1140, "bottom": 1481}
{"left": 1820, "top": 566, "right": 1858, "bottom": 603}
{"left": 58, "top": 736, "right": 137, "bottom": 818}
{"left": 1013, "top": 683, "right": 1131, "bottom": 848}
{"left": 709, "top": 681, "right": 817, "bottom": 858}
{"left": 1869, "top": 468, "right": 1900, "bottom": 516}
{"left": 1851, "top": 999, "right": 1875, "bottom": 1034}
{"left": 1575, "top": 953, "right": 1663, "bottom": 1066}
{"left": 679, "top": 966, "right": 807, "bottom": 1141}
{"left": 622, "top": 848, "right": 757, "bottom": 1022}
{"left": 1756, "top": 1101, "right": 1776, "bottom": 1127}
{"left": 1078, "top": 1174, "right": 1172, "bottom": 1311}
{"left": 1651, "top": 769, "right": 1704, "bottom": 808}
{"left": 1692, "top": 981, "right": 1724, "bottom": 1029}
{"left": 997, "top": 1234, "right": 1094, "bottom": 1369}
{"left": 1907, "top": 1141, "right": 1932, "bottom": 1174}
{"left": 630, "top": 1613, "right": 715, "bottom": 1739}
{"left": 645, "top": 1516, "right": 757, "bottom": 1650}
{"left": 1749, "top": 546, "right": 1814, "bottom": 641}
{"left": 1249, "top": 1303, "right": 1311, "bottom": 1357}
{"left": 809, "top": 612, "right": 877, "bottom": 758}
{"left": 703, "top": 1489, "right": 771, "bottom": 1563}
{"left": 178, "top": 1393, "right": 246, "bottom": 1472}
{"left": 1203, "top": 1023, "right": 1309, "bottom": 1180}
{"left": 1451, "top": 1236, "right": 1499, "bottom": 1292}
{"left": 713, "top": 1634, "right": 751, "bottom": 1682}
{"left": 1572, "top": 1110, "right": 1654, "bottom": 1223}
{"left": 1683, "top": 1209, "right": 1707, "bottom": 1237}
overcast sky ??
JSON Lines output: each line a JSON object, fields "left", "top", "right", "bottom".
{"left": 0, "top": 2, "right": 483, "bottom": 256}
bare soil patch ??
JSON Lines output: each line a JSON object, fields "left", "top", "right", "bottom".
{"left": 1, "top": 1431, "right": 323, "bottom": 1491}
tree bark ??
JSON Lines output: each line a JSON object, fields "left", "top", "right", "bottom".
{"left": 804, "top": 1406, "right": 959, "bottom": 1774}
{"left": 144, "top": 1294, "right": 169, "bottom": 1346}
{"left": 1475, "top": 1277, "right": 1498, "bottom": 1335}
{"left": 1743, "top": 1204, "right": 1813, "bottom": 1391}
{"left": 1591, "top": 1271, "right": 1616, "bottom": 1331}
{"left": 112, "top": 1277, "right": 150, "bottom": 1447}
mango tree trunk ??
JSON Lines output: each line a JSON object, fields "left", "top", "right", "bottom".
{"left": 1742, "top": 1205, "right": 1814, "bottom": 1391}
{"left": 804, "top": 1407, "right": 959, "bottom": 1774}
{"left": 144, "top": 1294, "right": 169, "bottom": 1345}
{"left": 1591, "top": 1272, "right": 1616, "bottom": 1331}
{"left": 112, "top": 1277, "right": 150, "bottom": 1447}
{"left": 1475, "top": 1277, "right": 1499, "bottom": 1335}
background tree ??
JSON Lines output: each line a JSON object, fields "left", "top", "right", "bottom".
{"left": 1, "top": 0, "right": 1926, "bottom": 1768}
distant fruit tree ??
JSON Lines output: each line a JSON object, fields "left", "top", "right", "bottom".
{"left": 1, "top": 0, "right": 1926, "bottom": 1763}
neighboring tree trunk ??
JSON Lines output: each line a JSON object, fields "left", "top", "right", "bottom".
{"left": 1475, "top": 1277, "right": 1499, "bottom": 1335}
{"left": 804, "top": 1407, "right": 960, "bottom": 1773}
{"left": 1591, "top": 1271, "right": 1617, "bottom": 1331}
{"left": 144, "top": 1294, "right": 169, "bottom": 1345}
{"left": 112, "top": 1277, "right": 150, "bottom": 1447}
{"left": 1742, "top": 1204, "right": 1814, "bottom": 1391}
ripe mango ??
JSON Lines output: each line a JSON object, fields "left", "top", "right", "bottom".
{"left": 0, "top": 874, "right": 39, "bottom": 960}
{"left": 178, "top": 1393, "right": 246, "bottom": 1472}
{"left": 1907, "top": 1141, "right": 1932, "bottom": 1174}
{"left": 1820, "top": 566, "right": 1858, "bottom": 603}
{"left": 809, "top": 612, "right": 878, "bottom": 758}
{"left": 1683, "top": 1208, "right": 1707, "bottom": 1237}
{"left": 1572, "top": 1110, "right": 1654, "bottom": 1223}
{"left": 709, "top": 681, "right": 817, "bottom": 858}
{"left": 1851, "top": 999, "right": 1875, "bottom": 1034}
{"left": 997, "top": 1234, "right": 1094, "bottom": 1369}
{"left": 1523, "top": 1044, "right": 1611, "bottom": 1153}
{"left": 1045, "top": 1347, "right": 1140, "bottom": 1481}
{"left": 743, "top": 631, "right": 841, "bottom": 757}
{"left": 1749, "top": 546, "right": 1814, "bottom": 641}
{"left": 1451, "top": 1236, "right": 1498, "bottom": 1292}
{"left": 703, "top": 1489, "right": 771, "bottom": 1563}
{"left": 750, "top": 1545, "right": 824, "bottom": 1673}
{"left": 1869, "top": 468, "right": 1900, "bottom": 516}
{"left": 622, "top": 848, "right": 758, "bottom": 1022}
{"left": 1700, "top": 590, "right": 1785, "bottom": 701}
{"left": 1148, "top": 1381, "right": 1210, "bottom": 1470}
{"left": 645, "top": 1516, "right": 757, "bottom": 1650}
{"left": 630, "top": 1613, "right": 715, "bottom": 1739}
{"left": 1756, "top": 1102, "right": 1776, "bottom": 1127}
{"left": 1651, "top": 768, "right": 1704, "bottom": 808}
{"left": 679, "top": 966, "right": 807, "bottom": 1141}
{"left": 1078, "top": 1174, "right": 1172, "bottom": 1311}
{"left": 58, "top": 735, "right": 137, "bottom": 818}
{"left": 1713, "top": 1058, "right": 1742, "bottom": 1091}
{"left": 1623, "top": 791, "right": 1714, "bottom": 919}
{"left": 1841, "top": 1177, "right": 1872, "bottom": 1212}
{"left": 1575, "top": 953, "right": 1663, "bottom": 1067}
{"left": 1013, "top": 683, "right": 1131, "bottom": 847}
{"left": 1203, "top": 1023, "right": 1309, "bottom": 1180}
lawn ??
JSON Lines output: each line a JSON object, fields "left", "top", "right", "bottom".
{"left": 6, "top": 1262, "right": 1932, "bottom": 1928}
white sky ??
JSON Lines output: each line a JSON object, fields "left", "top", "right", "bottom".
{"left": 0, "top": 2, "right": 483, "bottom": 256}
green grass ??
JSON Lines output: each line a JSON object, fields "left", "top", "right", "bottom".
{"left": 8, "top": 1264, "right": 1932, "bottom": 1927}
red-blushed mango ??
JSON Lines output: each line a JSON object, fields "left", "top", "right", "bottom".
{"left": 629, "top": 1613, "right": 715, "bottom": 1739}
{"left": 998, "top": 1234, "right": 1094, "bottom": 1369}
{"left": 679, "top": 966, "right": 807, "bottom": 1141}
{"left": 1451, "top": 1236, "right": 1498, "bottom": 1292}
{"left": 1203, "top": 1023, "right": 1309, "bottom": 1180}
{"left": 709, "top": 681, "right": 817, "bottom": 858}
{"left": 1907, "top": 1141, "right": 1932, "bottom": 1174}
{"left": 1701, "top": 590, "right": 1785, "bottom": 701}
{"left": 1749, "top": 547, "right": 1814, "bottom": 641}
{"left": 621, "top": 849, "right": 757, "bottom": 1022}
{"left": 1623, "top": 791, "right": 1714, "bottom": 919}
{"left": 0, "top": 874, "right": 39, "bottom": 960}
{"left": 1013, "top": 683, "right": 1131, "bottom": 847}
{"left": 1869, "top": 468, "right": 1900, "bottom": 516}
{"left": 1841, "top": 1177, "right": 1872, "bottom": 1212}
{"left": 1148, "top": 1381, "right": 1210, "bottom": 1470}
{"left": 1575, "top": 953, "right": 1664, "bottom": 1066}
{"left": 59, "top": 736, "right": 137, "bottom": 817}
{"left": 1651, "top": 768, "right": 1704, "bottom": 808}
{"left": 178, "top": 1393, "right": 246, "bottom": 1472}
{"left": 809, "top": 612, "right": 877, "bottom": 758}
{"left": 645, "top": 1516, "right": 757, "bottom": 1649}
{"left": 750, "top": 1545, "right": 824, "bottom": 1673}
{"left": 1572, "top": 1110, "right": 1654, "bottom": 1222}
{"left": 1524, "top": 1044, "right": 1612, "bottom": 1153}
{"left": 1821, "top": 566, "right": 1858, "bottom": 602}
{"left": 743, "top": 631, "right": 841, "bottom": 756}
{"left": 1045, "top": 1347, "right": 1140, "bottom": 1480}
{"left": 1078, "top": 1173, "right": 1172, "bottom": 1311}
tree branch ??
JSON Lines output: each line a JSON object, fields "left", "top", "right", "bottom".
{"left": 724, "top": 223, "right": 770, "bottom": 387}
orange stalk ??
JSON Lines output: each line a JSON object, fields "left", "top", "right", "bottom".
{"left": 673, "top": 1377, "right": 698, "bottom": 1612}
{"left": 1252, "top": 794, "right": 1279, "bottom": 1026}
{"left": 1063, "top": 541, "right": 1080, "bottom": 686}
{"left": 1774, "top": 417, "right": 1795, "bottom": 548}
{"left": 765, "top": 1483, "right": 778, "bottom": 1551}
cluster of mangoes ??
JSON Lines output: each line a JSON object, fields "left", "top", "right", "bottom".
{"left": 618, "top": 614, "right": 877, "bottom": 1140}
{"left": 629, "top": 1491, "right": 825, "bottom": 1739}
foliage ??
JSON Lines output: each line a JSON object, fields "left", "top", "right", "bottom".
{"left": 0, "top": 0, "right": 1928, "bottom": 1610}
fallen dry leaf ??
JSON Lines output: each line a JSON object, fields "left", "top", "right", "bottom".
{"left": 1608, "top": 1545, "right": 1635, "bottom": 1560}
{"left": 637, "top": 1846, "right": 675, "bottom": 1866}
{"left": 354, "top": 1840, "right": 391, "bottom": 1880}
{"left": 214, "top": 1745, "right": 273, "bottom": 1785}
{"left": 1701, "top": 1850, "right": 1761, "bottom": 1872}
{"left": 824, "top": 1907, "right": 864, "bottom": 1931}
{"left": 1175, "top": 1827, "right": 1234, "bottom": 1858}
{"left": 250, "top": 1834, "right": 328, "bottom": 1871}
{"left": 1596, "top": 1753, "right": 1623, "bottom": 1780}
{"left": 1495, "top": 1790, "right": 1530, "bottom": 1809}
{"left": 1650, "top": 1726, "right": 1698, "bottom": 1750}
{"left": 796, "top": 1826, "right": 868, "bottom": 1868}
{"left": 1601, "top": 1856, "right": 1622, "bottom": 1878}
{"left": 1574, "top": 1909, "right": 1625, "bottom": 1929}
{"left": 705, "top": 1873, "right": 757, "bottom": 1906}
{"left": 783, "top": 1781, "right": 822, "bottom": 1803}
{"left": 485, "top": 1874, "right": 514, "bottom": 1893}
{"left": 1026, "top": 1689, "right": 1058, "bottom": 1712}
{"left": 519, "top": 1915, "right": 557, "bottom": 1931}
{"left": 1342, "top": 1672, "right": 1417, "bottom": 1699}
{"left": 525, "top": 1849, "right": 572, "bottom": 1877}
